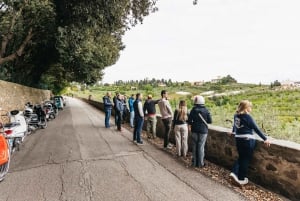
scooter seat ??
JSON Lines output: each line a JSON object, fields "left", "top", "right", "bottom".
{"left": 10, "top": 110, "right": 20, "bottom": 115}
{"left": 4, "top": 122, "right": 21, "bottom": 128}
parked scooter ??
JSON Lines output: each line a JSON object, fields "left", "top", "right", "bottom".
{"left": 0, "top": 113, "right": 10, "bottom": 182}
{"left": 2, "top": 110, "right": 28, "bottom": 153}
{"left": 43, "top": 101, "right": 56, "bottom": 120}
{"left": 28, "top": 104, "right": 47, "bottom": 130}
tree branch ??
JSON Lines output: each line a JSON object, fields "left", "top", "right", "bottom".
{"left": 0, "top": 8, "right": 19, "bottom": 57}
{"left": 0, "top": 28, "right": 33, "bottom": 65}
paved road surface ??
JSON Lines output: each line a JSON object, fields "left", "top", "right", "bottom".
{"left": 0, "top": 98, "right": 246, "bottom": 201}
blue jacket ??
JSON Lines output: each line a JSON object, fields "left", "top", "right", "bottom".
{"left": 188, "top": 105, "right": 212, "bottom": 134}
{"left": 232, "top": 113, "right": 267, "bottom": 141}
{"left": 103, "top": 96, "right": 113, "bottom": 110}
{"left": 128, "top": 97, "right": 135, "bottom": 112}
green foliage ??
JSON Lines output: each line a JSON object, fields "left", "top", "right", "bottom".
{"left": 0, "top": 0, "right": 158, "bottom": 92}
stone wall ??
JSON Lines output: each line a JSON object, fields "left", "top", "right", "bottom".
{"left": 0, "top": 80, "right": 51, "bottom": 113}
{"left": 83, "top": 98, "right": 300, "bottom": 201}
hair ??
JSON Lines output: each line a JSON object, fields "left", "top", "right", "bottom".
{"left": 177, "top": 100, "right": 188, "bottom": 121}
{"left": 136, "top": 93, "right": 141, "bottom": 99}
{"left": 161, "top": 90, "right": 167, "bottom": 97}
{"left": 236, "top": 100, "right": 252, "bottom": 114}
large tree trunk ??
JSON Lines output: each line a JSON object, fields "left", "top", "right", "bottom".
{"left": 0, "top": 28, "right": 33, "bottom": 65}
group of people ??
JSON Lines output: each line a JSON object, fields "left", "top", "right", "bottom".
{"left": 102, "top": 90, "right": 271, "bottom": 186}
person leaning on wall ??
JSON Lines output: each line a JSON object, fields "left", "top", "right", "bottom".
{"left": 143, "top": 94, "right": 159, "bottom": 139}
{"left": 188, "top": 95, "right": 212, "bottom": 168}
{"left": 228, "top": 100, "right": 271, "bottom": 186}
{"left": 172, "top": 100, "right": 189, "bottom": 159}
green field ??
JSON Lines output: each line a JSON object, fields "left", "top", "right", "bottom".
{"left": 68, "top": 82, "right": 300, "bottom": 144}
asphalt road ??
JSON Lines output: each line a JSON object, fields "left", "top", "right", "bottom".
{"left": 0, "top": 98, "right": 247, "bottom": 201}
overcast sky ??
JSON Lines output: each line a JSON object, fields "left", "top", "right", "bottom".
{"left": 102, "top": 0, "right": 300, "bottom": 84}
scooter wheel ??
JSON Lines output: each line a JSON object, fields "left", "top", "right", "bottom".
{"left": 0, "top": 152, "right": 10, "bottom": 182}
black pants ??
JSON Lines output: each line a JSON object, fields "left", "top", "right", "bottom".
{"left": 162, "top": 117, "right": 172, "bottom": 148}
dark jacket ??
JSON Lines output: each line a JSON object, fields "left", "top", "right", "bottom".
{"left": 232, "top": 113, "right": 267, "bottom": 141}
{"left": 134, "top": 99, "right": 143, "bottom": 118}
{"left": 103, "top": 96, "right": 113, "bottom": 110}
{"left": 115, "top": 98, "right": 124, "bottom": 113}
{"left": 188, "top": 104, "right": 212, "bottom": 134}
{"left": 143, "top": 99, "right": 159, "bottom": 115}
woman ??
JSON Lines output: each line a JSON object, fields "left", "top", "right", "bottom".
{"left": 188, "top": 95, "right": 212, "bottom": 168}
{"left": 172, "top": 100, "right": 189, "bottom": 158}
{"left": 229, "top": 100, "right": 271, "bottom": 185}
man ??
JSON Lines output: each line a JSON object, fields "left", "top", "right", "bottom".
{"left": 103, "top": 92, "right": 113, "bottom": 128}
{"left": 115, "top": 94, "right": 124, "bottom": 131}
{"left": 128, "top": 94, "right": 135, "bottom": 128}
{"left": 158, "top": 90, "right": 173, "bottom": 149}
{"left": 113, "top": 92, "right": 120, "bottom": 126}
{"left": 143, "top": 94, "right": 159, "bottom": 139}
{"left": 133, "top": 93, "right": 144, "bottom": 145}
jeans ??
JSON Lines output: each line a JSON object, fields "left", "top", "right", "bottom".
{"left": 114, "top": 109, "right": 118, "bottom": 125}
{"left": 174, "top": 124, "right": 188, "bottom": 157}
{"left": 104, "top": 108, "right": 112, "bottom": 128}
{"left": 130, "top": 111, "right": 135, "bottom": 127}
{"left": 116, "top": 111, "right": 123, "bottom": 130}
{"left": 192, "top": 132, "right": 207, "bottom": 167}
{"left": 232, "top": 138, "right": 256, "bottom": 180}
{"left": 146, "top": 116, "right": 157, "bottom": 138}
{"left": 162, "top": 118, "right": 172, "bottom": 148}
{"left": 133, "top": 117, "right": 144, "bottom": 143}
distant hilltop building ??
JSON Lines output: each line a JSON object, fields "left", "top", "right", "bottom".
{"left": 211, "top": 76, "right": 223, "bottom": 83}
{"left": 280, "top": 80, "right": 300, "bottom": 89}
{"left": 192, "top": 81, "right": 205, "bottom": 86}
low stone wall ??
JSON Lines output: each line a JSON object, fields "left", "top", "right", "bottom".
{"left": 83, "top": 98, "right": 300, "bottom": 201}
{"left": 0, "top": 80, "right": 51, "bottom": 112}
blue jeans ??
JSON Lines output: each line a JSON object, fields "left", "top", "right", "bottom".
{"left": 232, "top": 138, "right": 256, "bottom": 180}
{"left": 130, "top": 111, "right": 135, "bottom": 127}
{"left": 192, "top": 133, "right": 207, "bottom": 167}
{"left": 133, "top": 117, "right": 144, "bottom": 143}
{"left": 104, "top": 108, "right": 112, "bottom": 128}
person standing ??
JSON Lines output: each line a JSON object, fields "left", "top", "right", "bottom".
{"left": 172, "top": 100, "right": 189, "bottom": 158}
{"left": 133, "top": 93, "right": 144, "bottom": 145}
{"left": 113, "top": 92, "right": 120, "bottom": 126}
{"left": 188, "top": 95, "right": 212, "bottom": 168}
{"left": 228, "top": 100, "right": 271, "bottom": 185}
{"left": 128, "top": 94, "right": 135, "bottom": 128}
{"left": 121, "top": 95, "right": 128, "bottom": 124}
{"left": 115, "top": 94, "right": 124, "bottom": 131}
{"left": 143, "top": 94, "right": 159, "bottom": 139}
{"left": 103, "top": 92, "right": 113, "bottom": 128}
{"left": 158, "top": 90, "right": 173, "bottom": 149}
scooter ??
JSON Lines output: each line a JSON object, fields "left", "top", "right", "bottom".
{"left": 3, "top": 110, "right": 28, "bottom": 153}
{"left": 0, "top": 122, "right": 10, "bottom": 182}
{"left": 25, "top": 104, "right": 47, "bottom": 131}
{"left": 43, "top": 102, "right": 56, "bottom": 120}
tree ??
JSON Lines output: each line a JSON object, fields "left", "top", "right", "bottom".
{"left": 0, "top": 0, "right": 158, "bottom": 93}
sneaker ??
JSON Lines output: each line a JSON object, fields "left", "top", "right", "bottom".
{"left": 238, "top": 178, "right": 248, "bottom": 185}
{"left": 230, "top": 172, "right": 248, "bottom": 185}
{"left": 167, "top": 144, "right": 173, "bottom": 149}
{"left": 137, "top": 141, "right": 144, "bottom": 145}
